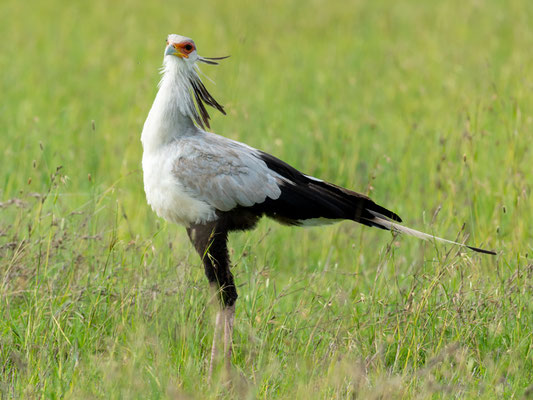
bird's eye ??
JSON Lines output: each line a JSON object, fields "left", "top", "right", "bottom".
{"left": 184, "top": 44, "right": 193, "bottom": 52}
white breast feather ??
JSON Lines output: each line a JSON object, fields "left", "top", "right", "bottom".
{"left": 142, "top": 145, "right": 217, "bottom": 226}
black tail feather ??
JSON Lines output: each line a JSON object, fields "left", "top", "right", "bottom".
{"left": 466, "top": 245, "right": 497, "bottom": 255}
{"left": 253, "top": 150, "right": 494, "bottom": 255}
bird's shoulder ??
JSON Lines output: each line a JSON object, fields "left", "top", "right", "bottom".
{"left": 168, "top": 132, "right": 283, "bottom": 211}
{"left": 172, "top": 132, "right": 265, "bottom": 172}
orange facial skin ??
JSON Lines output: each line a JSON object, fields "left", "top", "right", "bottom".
{"left": 167, "top": 40, "right": 196, "bottom": 58}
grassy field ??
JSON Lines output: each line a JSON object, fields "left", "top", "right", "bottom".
{"left": 1, "top": 0, "right": 532, "bottom": 398}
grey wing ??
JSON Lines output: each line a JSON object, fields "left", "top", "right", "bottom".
{"left": 172, "top": 138, "right": 283, "bottom": 211}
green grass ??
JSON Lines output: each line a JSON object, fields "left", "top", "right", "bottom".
{"left": 1, "top": 0, "right": 532, "bottom": 398}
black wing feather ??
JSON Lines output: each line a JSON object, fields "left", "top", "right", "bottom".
{"left": 254, "top": 151, "right": 402, "bottom": 227}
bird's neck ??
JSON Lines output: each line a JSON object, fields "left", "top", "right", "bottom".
{"left": 141, "top": 65, "right": 199, "bottom": 152}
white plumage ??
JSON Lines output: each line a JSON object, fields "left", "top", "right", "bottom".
{"left": 141, "top": 33, "right": 496, "bottom": 381}
{"left": 142, "top": 35, "right": 284, "bottom": 225}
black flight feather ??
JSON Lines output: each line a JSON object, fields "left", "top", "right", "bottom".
{"left": 255, "top": 151, "right": 401, "bottom": 226}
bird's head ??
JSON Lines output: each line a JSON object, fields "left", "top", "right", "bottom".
{"left": 164, "top": 34, "right": 228, "bottom": 68}
{"left": 161, "top": 34, "right": 228, "bottom": 130}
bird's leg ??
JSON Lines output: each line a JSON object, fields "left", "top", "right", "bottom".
{"left": 208, "top": 306, "right": 224, "bottom": 383}
{"left": 187, "top": 221, "right": 238, "bottom": 381}
{"left": 223, "top": 304, "right": 235, "bottom": 373}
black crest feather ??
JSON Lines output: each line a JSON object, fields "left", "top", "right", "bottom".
{"left": 188, "top": 72, "right": 227, "bottom": 130}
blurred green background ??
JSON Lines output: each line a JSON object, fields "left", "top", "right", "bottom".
{"left": 1, "top": 0, "right": 532, "bottom": 398}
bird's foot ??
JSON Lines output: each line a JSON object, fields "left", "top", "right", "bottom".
{"left": 208, "top": 304, "right": 235, "bottom": 384}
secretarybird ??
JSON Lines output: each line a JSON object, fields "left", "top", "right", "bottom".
{"left": 141, "top": 34, "right": 495, "bottom": 378}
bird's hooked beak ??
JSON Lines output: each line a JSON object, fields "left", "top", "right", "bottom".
{"left": 165, "top": 45, "right": 178, "bottom": 57}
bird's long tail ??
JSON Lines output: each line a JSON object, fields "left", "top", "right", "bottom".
{"left": 254, "top": 151, "right": 495, "bottom": 255}
{"left": 366, "top": 211, "right": 496, "bottom": 255}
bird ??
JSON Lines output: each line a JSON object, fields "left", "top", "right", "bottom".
{"left": 141, "top": 34, "right": 496, "bottom": 379}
